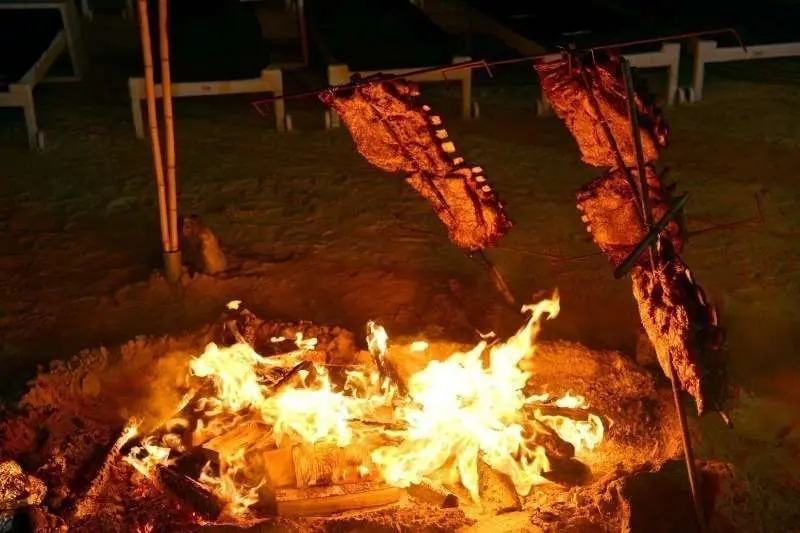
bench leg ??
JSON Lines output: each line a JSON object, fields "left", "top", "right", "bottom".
{"left": 10, "top": 85, "right": 40, "bottom": 149}
{"left": 664, "top": 43, "right": 680, "bottom": 106}
{"left": 129, "top": 79, "right": 145, "bottom": 139}
{"left": 326, "top": 64, "right": 350, "bottom": 129}
{"left": 60, "top": 3, "right": 86, "bottom": 79}
{"left": 691, "top": 41, "right": 714, "bottom": 102}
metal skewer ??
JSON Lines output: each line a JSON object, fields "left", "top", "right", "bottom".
{"left": 620, "top": 58, "right": 707, "bottom": 533}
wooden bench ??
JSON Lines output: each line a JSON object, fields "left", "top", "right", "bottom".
{"left": 0, "top": 0, "right": 85, "bottom": 148}
{"left": 128, "top": 68, "right": 290, "bottom": 137}
{"left": 688, "top": 39, "right": 800, "bottom": 101}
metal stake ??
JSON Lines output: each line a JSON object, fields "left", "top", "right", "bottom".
{"left": 621, "top": 57, "right": 707, "bottom": 533}
{"left": 473, "top": 250, "right": 518, "bottom": 308}
{"left": 620, "top": 59, "right": 656, "bottom": 271}
{"left": 669, "top": 359, "right": 708, "bottom": 532}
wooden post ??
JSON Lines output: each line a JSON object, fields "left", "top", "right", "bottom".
{"left": 158, "top": 0, "right": 179, "bottom": 257}
{"left": 326, "top": 64, "right": 350, "bottom": 128}
{"left": 136, "top": 0, "right": 171, "bottom": 255}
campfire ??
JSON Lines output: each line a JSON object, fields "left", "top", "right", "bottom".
{"left": 118, "top": 295, "right": 607, "bottom": 523}
{"left": 1, "top": 42, "right": 752, "bottom": 532}
{"left": 2, "top": 296, "right": 753, "bottom": 531}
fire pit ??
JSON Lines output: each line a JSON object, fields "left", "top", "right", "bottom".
{"left": 1, "top": 296, "right": 753, "bottom": 533}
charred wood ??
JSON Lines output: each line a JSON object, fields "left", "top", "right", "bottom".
{"left": 156, "top": 465, "right": 222, "bottom": 520}
{"left": 408, "top": 478, "right": 459, "bottom": 508}
{"left": 274, "top": 481, "right": 402, "bottom": 517}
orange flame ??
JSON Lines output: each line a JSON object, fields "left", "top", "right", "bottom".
{"left": 126, "top": 293, "right": 605, "bottom": 517}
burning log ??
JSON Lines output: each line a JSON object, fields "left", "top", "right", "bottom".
{"left": 631, "top": 239, "right": 728, "bottom": 416}
{"left": 70, "top": 422, "right": 138, "bottom": 520}
{"left": 319, "top": 75, "right": 512, "bottom": 253}
{"left": 200, "top": 420, "right": 270, "bottom": 456}
{"left": 259, "top": 442, "right": 378, "bottom": 489}
{"left": 526, "top": 418, "right": 575, "bottom": 461}
{"left": 156, "top": 465, "right": 223, "bottom": 520}
{"left": 274, "top": 482, "right": 402, "bottom": 517}
{"left": 366, "top": 321, "right": 408, "bottom": 397}
{"left": 221, "top": 300, "right": 259, "bottom": 346}
{"left": 478, "top": 459, "right": 522, "bottom": 514}
{"left": 526, "top": 403, "right": 607, "bottom": 425}
{"left": 541, "top": 456, "right": 592, "bottom": 487}
{"left": 535, "top": 53, "right": 668, "bottom": 169}
{"left": 408, "top": 478, "right": 459, "bottom": 508}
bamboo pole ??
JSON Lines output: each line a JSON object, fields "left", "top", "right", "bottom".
{"left": 158, "top": 0, "right": 179, "bottom": 253}
{"left": 136, "top": 0, "right": 170, "bottom": 254}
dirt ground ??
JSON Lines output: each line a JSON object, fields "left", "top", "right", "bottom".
{"left": 1, "top": 16, "right": 799, "bottom": 531}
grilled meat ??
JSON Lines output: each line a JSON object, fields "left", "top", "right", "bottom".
{"left": 536, "top": 53, "right": 669, "bottom": 169}
{"left": 630, "top": 238, "right": 728, "bottom": 415}
{"left": 321, "top": 74, "right": 512, "bottom": 252}
{"left": 406, "top": 165, "right": 512, "bottom": 252}
{"left": 576, "top": 167, "right": 684, "bottom": 267}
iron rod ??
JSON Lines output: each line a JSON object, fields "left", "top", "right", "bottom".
{"left": 669, "top": 359, "right": 708, "bottom": 533}
{"left": 613, "top": 193, "right": 690, "bottom": 279}
{"left": 473, "top": 251, "right": 517, "bottom": 308}
{"left": 620, "top": 58, "right": 706, "bottom": 533}
{"left": 620, "top": 58, "right": 656, "bottom": 271}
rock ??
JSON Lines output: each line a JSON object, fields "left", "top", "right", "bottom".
{"left": 180, "top": 215, "right": 227, "bottom": 275}
{"left": 0, "top": 461, "right": 46, "bottom": 512}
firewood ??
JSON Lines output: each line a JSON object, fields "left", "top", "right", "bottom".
{"left": 291, "top": 442, "right": 376, "bottom": 488}
{"left": 156, "top": 465, "right": 222, "bottom": 520}
{"left": 202, "top": 420, "right": 272, "bottom": 455}
{"left": 408, "top": 478, "right": 459, "bottom": 508}
{"left": 541, "top": 456, "right": 591, "bottom": 487}
{"left": 70, "top": 422, "right": 136, "bottom": 520}
{"left": 274, "top": 482, "right": 402, "bottom": 517}
{"left": 478, "top": 459, "right": 521, "bottom": 514}
{"left": 527, "top": 418, "right": 575, "bottom": 460}
{"left": 259, "top": 442, "right": 380, "bottom": 490}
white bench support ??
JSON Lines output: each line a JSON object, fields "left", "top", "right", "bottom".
{"left": 691, "top": 39, "right": 800, "bottom": 101}
{"left": 324, "top": 55, "right": 476, "bottom": 129}
{"left": 536, "top": 43, "right": 681, "bottom": 116}
{"left": 0, "top": 0, "right": 85, "bottom": 80}
{"left": 128, "top": 68, "right": 288, "bottom": 138}
{"left": 0, "top": 30, "right": 68, "bottom": 149}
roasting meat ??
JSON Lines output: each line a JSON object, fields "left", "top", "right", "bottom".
{"left": 576, "top": 167, "right": 684, "bottom": 267}
{"left": 406, "top": 165, "right": 512, "bottom": 251}
{"left": 320, "top": 74, "right": 457, "bottom": 176}
{"left": 536, "top": 53, "right": 669, "bottom": 169}
{"left": 630, "top": 238, "right": 728, "bottom": 415}
{"left": 320, "top": 74, "right": 512, "bottom": 252}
